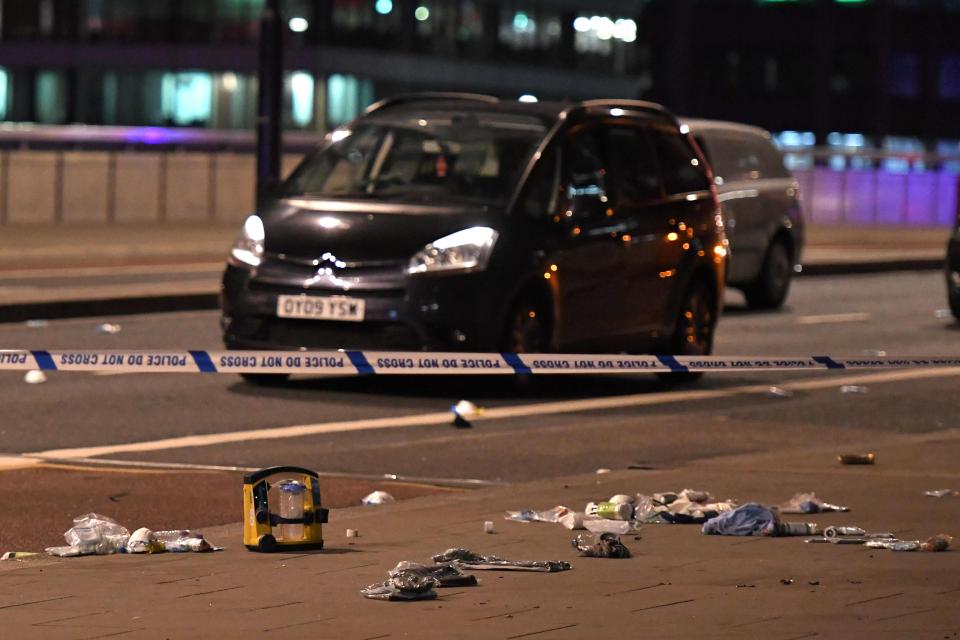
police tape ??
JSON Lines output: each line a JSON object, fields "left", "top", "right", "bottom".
{"left": 3, "top": 349, "right": 960, "bottom": 375}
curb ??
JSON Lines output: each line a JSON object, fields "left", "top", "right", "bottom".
{"left": 0, "top": 259, "right": 945, "bottom": 323}
{"left": 0, "top": 293, "right": 219, "bottom": 324}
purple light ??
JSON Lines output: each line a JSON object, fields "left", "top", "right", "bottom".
{"left": 123, "top": 126, "right": 200, "bottom": 145}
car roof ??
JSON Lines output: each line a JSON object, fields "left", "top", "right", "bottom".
{"left": 682, "top": 117, "right": 773, "bottom": 140}
{"left": 365, "top": 92, "right": 677, "bottom": 127}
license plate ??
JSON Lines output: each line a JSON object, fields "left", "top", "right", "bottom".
{"left": 276, "top": 295, "right": 365, "bottom": 322}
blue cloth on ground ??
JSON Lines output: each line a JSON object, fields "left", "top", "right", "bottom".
{"left": 701, "top": 502, "right": 777, "bottom": 536}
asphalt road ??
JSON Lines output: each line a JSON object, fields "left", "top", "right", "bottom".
{"left": 2, "top": 271, "right": 958, "bottom": 484}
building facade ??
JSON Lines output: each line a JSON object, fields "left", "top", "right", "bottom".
{"left": 0, "top": 0, "right": 959, "bottom": 153}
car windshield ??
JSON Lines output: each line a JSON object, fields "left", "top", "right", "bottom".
{"left": 282, "top": 112, "right": 546, "bottom": 205}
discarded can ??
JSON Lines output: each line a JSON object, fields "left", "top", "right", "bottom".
{"left": 483, "top": 521, "right": 495, "bottom": 534}
{"left": 586, "top": 501, "right": 633, "bottom": 520}
{"left": 1, "top": 551, "right": 38, "bottom": 560}
{"left": 838, "top": 453, "right": 875, "bottom": 465}
{"left": 824, "top": 526, "right": 866, "bottom": 539}
{"left": 346, "top": 529, "right": 359, "bottom": 538}
{"left": 776, "top": 522, "right": 819, "bottom": 536}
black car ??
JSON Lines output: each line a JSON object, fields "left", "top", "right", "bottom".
{"left": 222, "top": 93, "right": 727, "bottom": 383}
{"left": 685, "top": 119, "right": 804, "bottom": 309}
{"left": 948, "top": 221, "right": 960, "bottom": 320}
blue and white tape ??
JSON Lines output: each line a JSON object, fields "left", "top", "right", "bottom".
{"left": 2, "top": 350, "right": 960, "bottom": 375}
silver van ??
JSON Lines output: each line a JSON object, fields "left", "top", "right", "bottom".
{"left": 685, "top": 119, "right": 804, "bottom": 309}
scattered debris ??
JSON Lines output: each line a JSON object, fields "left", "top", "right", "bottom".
{"left": 346, "top": 529, "right": 359, "bottom": 538}
{"left": 780, "top": 578, "right": 794, "bottom": 585}
{"left": 863, "top": 349, "right": 887, "bottom": 356}
{"left": 838, "top": 453, "right": 876, "bottom": 465}
{"left": 702, "top": 503, "right": 777, "bottom": 536}
{"left": 808, "top": 580, "right": 820, "bottom": 586}
{"left": 362, "top": 491, "right": 396, "bottom": 506}
{"left": 627, "top": 463, "right": 656, "bottom": 470}
{"left": 923, "top": 489, "right": 958, "bottom": 498}
{"left": 865, "top": 539, "right": 922, "bottom": 552}
{"left": 432, "top": 548, "right": 571, "bottom": 572}
{"left": 390, "top": 561, "right": 478, "bottom": 587}
{"left": 766, "top": 386, "right": 793, "bottom": 398}
{"left": 24, "top": 319, "right": 49, "bottom": 328}
{"left": 935, "top": 309, "right": 953, "bottom": 319}
{"left": 921, "top": 534, "right": 953, "bottom": 552}
{"left": 776, "top": 522, "right": 819, "bottom": 536}
{"left": 779, "top": 492, "right": 849, "bottom": 514}
{"left": 47, "top": 513, "right": 129, "bottom": 556}
{"left": 96, "top": 323, "right": 122, "bottom": 335}
{"left": 24, "top": 370, "right": 47, "bottom": 384}
{"left": 483, "top": 521, "right": 494, "bottom": 534}
{"left": 824, "top": 526, "right": 866, "bottom": 539}
{"left": 504, "top": 505, "right": 570, "bottom": 523}
{"left": 573, "top": 532, "right": 631, "bottom": 558}
{"left": 450, "top": 400, "right": 483, "bottom": 428}
{"left": 736, "top": 583, "right": 756, "bottom": 588}
{"left": 840, "top": 385, "right": 869, "bottom": 394}
{"left": 585, "top": 501, "right": 633, "bottom": 520}
{"left": 1, "top": 552, "right": 38, "bottom": 560}
{"left": 595, "top": 468, "right": 612, "bottom": 474}
{"left": 361, "top": 570, "right": 439, "bottom": 601}
{"left": 636, "top": 489, "right": 737, "bottom": 524}
{"left": 583, "top": 519, "right": 636, "bottom": 535}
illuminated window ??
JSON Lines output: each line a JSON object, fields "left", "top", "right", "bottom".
{"left": 36, "top": 71, "right": 68, "bottom": 124}
{"left": 161, "top": 72, "right": 213, "bottom": 126}
{"left": 0, "top": 68, "right": 7, "bottom": 121}
{"left": 288, "top": 71, "right": 314, "bottom": 128}
{"left": 327, "top": 74, "right": 374, "bottom": 127}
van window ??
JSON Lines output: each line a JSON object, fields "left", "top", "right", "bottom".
{"left": 517, "top": 145, "right": 560, "bottom": 218}
{"left": 698, "top": 131, "right": 789, "bottom": 182}
{"left": 601, "top": 124, "right": 663, "bottom": 207}
{"left": 646, "top": 123, "right": 712, "bottom": 195}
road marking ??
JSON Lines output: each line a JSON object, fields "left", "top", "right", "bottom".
{"left": 0, "top": 455, "right": 40, "bottom": 471}
{"left": 797, "top": 312, "right": 871, "bottom": 325}
{"left": 24, "top": 367, "right": 960, "bottom": 461}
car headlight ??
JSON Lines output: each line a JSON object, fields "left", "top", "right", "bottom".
{"left": 229, "top": 215, "right": 265, "bottom": 267}
{"left": 407, "top": 226, "right": 499, "bottom": 275}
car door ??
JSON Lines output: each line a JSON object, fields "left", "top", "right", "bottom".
{"left": 550, "top": 121, "right": 634, "bottom": 351}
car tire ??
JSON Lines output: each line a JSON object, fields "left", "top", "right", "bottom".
{"left": 240, "top": 373, "right": 291, "bottom": 386}
{"left": 658, "top": 280, "right": 715, "bottom": 384}
{"left": 743, "top": 238, "right": 792, "bottom": 310}
{"left": 949, "top": 279, "right": 960, "bottom": 321}
{"left": 502, "top": 295, "right": 550, "bottom": 354}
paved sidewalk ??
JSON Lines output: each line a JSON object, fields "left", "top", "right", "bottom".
{"left": 2, "top": 429, "right": 958, "bottom": 638}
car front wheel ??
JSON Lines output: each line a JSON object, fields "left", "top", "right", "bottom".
{"left": 743, "top": 239, "right": 792, "bottom": 310}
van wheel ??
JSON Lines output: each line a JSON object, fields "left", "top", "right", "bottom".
{"left": 241, "top": 373, "right": 290, "bottom": 386}
{"left": 658, "top": 281, "right": 715, "bottom": 384}
{"left": 743, "top": 239, "right": 792, "bottom": 309}
{"left": 502, "top": 296, "right": 550, "bottom": 354}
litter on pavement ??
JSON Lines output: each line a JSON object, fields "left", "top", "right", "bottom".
{"left": 766, "top": 386, "right": 793, "bottom": 398}
{"left": 24, "top": 370, "right": 47, "bottom": 384}
{"left": 573, "top": 532, "right": 631, "bottom": 558}
{"left": 701, "top": 503, "right": 779, "bottom": 536}
{"left": 779, "top": 492, "right": 850, "bottom": 513}
{"left": 389, "top": 561, "right": 479, "bottom": 587}
{"left": 450, "top": 400, "right": 483, "bottom": 428}
{"left": 432, "top": 548, "right": 571, "bottom": 572}
{"left": 634, "top": 489, "right": 737, "bottom": 524}
{"left": 840, "top": 385, "right": 869, "bottom": 394}
{"left": 361, "top": 490, "right": 396, "bottom": 506}
{"left": 45, "top": 513, "right": 219, "bottom": 557}
{"left": 862, "top": 535, "right": 950, "bottom": 552}
{"left": 95, "top": 323, "right": 122, "bottom": 334}
{"left": 923, "top": 489, "right": 958, "bottom": 498}
{"left": 1, "top": 551, "right": 39, "bottom": 560}
{"left": 838, "top": 452, "right": 876, "bottom": 465}
{"left": 24, "top": 319, "right": 49, "bottom": 328}
{"left": 361, "top": 570, "right": 439, "bottom": 601}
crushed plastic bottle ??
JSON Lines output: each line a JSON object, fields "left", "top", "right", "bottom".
{"left": 47, "top": 513, "right": 130, "bottom": 556}
{"left": 923, "top": 489, "right": 957, "bottom": 498}
{"left": 573, "top": 532, "right": 631, "bottom": 558}
{"left": 504, "top": 505, "right": 570, "bottom": 523}
{"left": 389, "top": 561, "right": 478, "bottom": 587}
